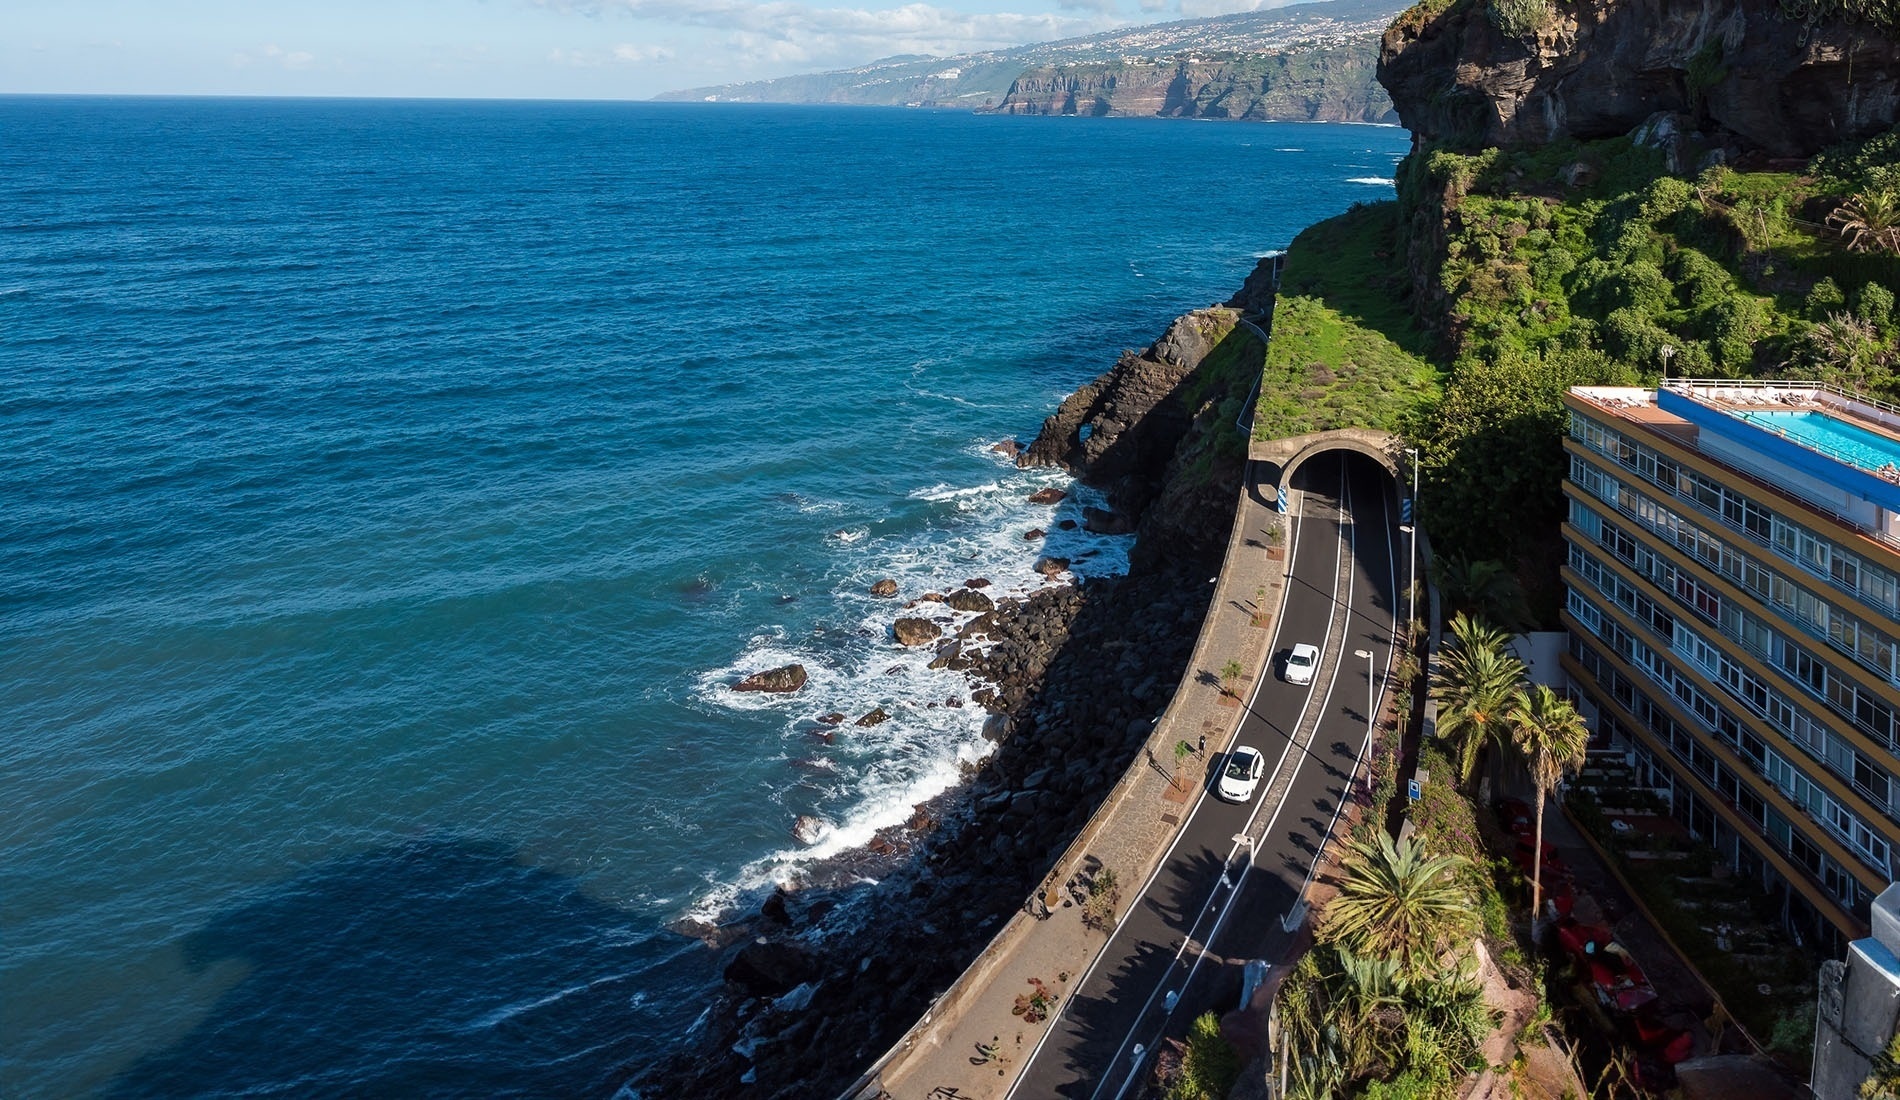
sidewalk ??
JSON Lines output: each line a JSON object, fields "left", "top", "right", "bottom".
{"left": 856, "top": 469, "right": 1295, "bottom": 1100}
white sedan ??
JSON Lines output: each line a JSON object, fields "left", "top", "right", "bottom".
{"left": 1217, "top": 746, "right": 1265, "bottom": 802}
{"left": 1283, "top": 643, "right": 1320, "bottom": 686}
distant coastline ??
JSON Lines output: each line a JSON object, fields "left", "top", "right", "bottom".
{"left": 656, "top": 0, "right": 1402, "bottom": 123}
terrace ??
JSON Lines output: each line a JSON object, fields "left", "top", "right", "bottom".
{"left": 1570, "top": 381, "right": 1900, "bottom": 555}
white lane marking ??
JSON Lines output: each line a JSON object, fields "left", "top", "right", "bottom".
{"left": 1089, "top": 457, "right": 1356, "bottom": 1100}
{"left": 1284, "top": 466, "right": 1400, "bottom": 917}
{"left": 1113, "top": 458, "right": 1404, "bottom": 1100}
{"left": 1004, "top": 465, "right": 1319, "bottom": 1100}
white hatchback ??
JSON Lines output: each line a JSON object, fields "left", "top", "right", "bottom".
{"left": 1283, "top": 643, "right": 1320, "bottom": 686}
{"left": 1217, "top": 746, "right": 1265, "bottom": 802}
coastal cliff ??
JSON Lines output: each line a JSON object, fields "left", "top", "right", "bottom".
{"left": 1379, "top": 0, "right": 1900, "bottom": 157}
{"left": 989, "top": 46, "right": 1397, "bottom": 123}
{"left": 626, "top": 298, "right": 1260, "bottom": 1099}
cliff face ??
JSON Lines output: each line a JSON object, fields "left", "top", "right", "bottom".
{"left": 1018, "top": 308, "right": 1259, "bottom": 567}
{"left": 992, "top": 45, "right": 1398, "bottom": 122}
{"left": 1379, "top": 0, "right": 1900, "bottom": 157}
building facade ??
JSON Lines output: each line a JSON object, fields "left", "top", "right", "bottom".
{"left": 1561, "top": 379, "right": 1900, "bottom": 953}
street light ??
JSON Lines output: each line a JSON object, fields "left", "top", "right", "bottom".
{"left": 1353, "top": 648, "right": 1374, "bottom": 733}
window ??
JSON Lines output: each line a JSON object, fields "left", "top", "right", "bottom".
{"left": 1855, "top": 751, "right": 1891, "bottom": 809}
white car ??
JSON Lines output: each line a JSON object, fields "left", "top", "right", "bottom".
{"left": 1217, "top": 746, "right": 1265, "bottom": 802}
{"left": 1283, "top": 643, "right": 1320, "bottom": 686}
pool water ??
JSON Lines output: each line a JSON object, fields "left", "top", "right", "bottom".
{"left": 1731, "top": 409, "right": 1900, "bottom": 473}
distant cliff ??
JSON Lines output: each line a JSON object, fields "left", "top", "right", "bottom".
{"left": 1379, "top": 0, "right": 1900, "bottom": 157}
{"left": 988, "top": 43, "right": 1395, "bottom": 122}
{"left": 659, "top": 0, "right": 1402, "bottom": 121}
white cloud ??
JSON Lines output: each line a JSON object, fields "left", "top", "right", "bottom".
{"left": 230, "top": 43, "right": 318, "bottom": 71}
{"left": 535, "top": 0, "right": 1122, "bottom": 68}
{"left": 613, "top": 42, "right": 677, "bottom": 61}
{"left": 550, "top": 43, "right": 679, "bottom": 66}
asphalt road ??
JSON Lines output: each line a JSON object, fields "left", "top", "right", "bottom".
{"left": 1008, "top": 451, "right": 1400, "bottom": 1098}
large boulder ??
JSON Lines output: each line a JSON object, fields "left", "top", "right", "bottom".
{"left": 893, "top": 618, "right": 942, "bottom": 646}
{"left": 1033, "top": 556, "right": 1071, "bottom": 577}
{"left": 732, "top": 664, "right": 808, "bottom": 693}
{"left": 1027, "top": 487, "right": 1067, "bottom": 505}
{"left": 944, "top": 588, "right": 995, "bottom": 613}
{"left": 869, "top": 578, "right": 899, "bottom": 597}
{"left": 1083, "top": 507, "right": 1136, "bottom": 535}
{"left": 724, "top": 940, "right": 817, "bottom": 998}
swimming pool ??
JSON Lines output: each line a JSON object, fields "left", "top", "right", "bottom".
{"left": 1730, "top": 409, "right": 1900, "bottom": 474}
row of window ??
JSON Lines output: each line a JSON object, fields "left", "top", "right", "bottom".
{"left": 1570, "top": 411, "right": 1900, "bottom": 617}
{"left": 1571, "top": 452, "right": 1900, "bottom": 688}
{"left": 1618, "top": 726, "right": 1875, "bottom": 920}
{"left": 1567, "top": 531, "right": 1900, "bottom": 815}
{"left": 1571, "top": 490, "right": 1900, "bottom": 757}
{"left": 1570, "top": 625, "right": 1894, "bottom": 885}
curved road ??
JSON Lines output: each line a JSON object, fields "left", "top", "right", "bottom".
{"left": 1007, "top": 451, "right": 1400, "bottom": 1098}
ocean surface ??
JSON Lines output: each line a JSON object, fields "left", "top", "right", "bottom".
{"left": 0, "top": 96, "right": 1407, "bottom": 1098}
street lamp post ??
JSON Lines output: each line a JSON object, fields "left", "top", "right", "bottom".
{"left": 1354, "top": 648, "right": 1375, "bottom": 733}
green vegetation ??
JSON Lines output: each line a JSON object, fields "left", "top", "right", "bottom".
{"left": 1248, "top": 125, "right": 1900, "bottom": 619}
{"left": 1254, "top": 203, "right": 1441, "bottom": 441}
{"left": 1486, "top": 0, "right": 1552, "bottom": 37}
{"left": 1862, "top": 1030, "right": 1900, "bottom": 1099}
{"left": 1429, "top": 613, "right": 1527, "bottom": 787}
{"left": 1779, "top": 0, "right": 1900, "bottom": 37}
{"left": 1507, "top": 684, "right": 1589, "bottom": 917}
{"left": 1278, "top": 835, "right": 1492, "bottom": 1099}
{"left": 1165, "top": 1012, "right": 1243, "bottom": 1100}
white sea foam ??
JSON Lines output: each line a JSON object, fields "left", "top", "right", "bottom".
{"left": 1347, "top": 177, "right": 1396, "bottom": 186}
{"left": 684, "top": 448, "right": 1133, "bottom": 925}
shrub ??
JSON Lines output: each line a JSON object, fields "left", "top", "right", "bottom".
{"left": 1487, "top": 0, "right": 1552, "bottom": 36}
{"left": 1166, "top": 1011, "right": 1241, "bottom": 1100}
{"left": 1807, "top": 277, "right": 1848, "bottom": 319}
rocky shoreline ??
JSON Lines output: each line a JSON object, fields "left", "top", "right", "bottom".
{"left": 623, "top": 282, "right": 1268, "bottom": 1100}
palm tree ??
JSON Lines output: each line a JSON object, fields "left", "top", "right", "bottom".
{"left": 1508, "top": 684, "right": 1590, "bottom": 920}
{"left": 1828, "top": 188, "right": 1900, "bottom": 255}
{"left": 1321, "top": 833, "right": 1476, "bottom": 979}
{"left": 1431, "top": 613, "right": 1527, "bottom": 788}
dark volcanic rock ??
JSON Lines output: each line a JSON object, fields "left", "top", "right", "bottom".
{"left": 855, "top": 707, "right": 890, "bottom": 727}
{"left": 870, "top": 578, "right": 899, "bottom": 597}
{"left": 1023, "top": 528, "right": 1046, "bottom": 541}
{"left": 1027, "top": 487, "right": 1067, "bottom": 505}
{"left": 1033, "top": 556, "right": 1071, "bottom": 577}
{"left": 631, "top": 286, "right": 1247, "bottom": 1100}
{"left": 1378, "top": 0, "right": 1900, "bottom": 158}
{"left": 944, "top": 588, "right": 995, "bottom": 613}
{"left": 732, "top": 664, "right": 808, "bottom": 693}
{"left": 892, "top": 618, "right": 942, "bottom": 646}
{"left": 724, "top": 940, "right": 817, "bottom": 997}
{"left": 1083, "top": 507, "right": 1136, "bottom": 535}
{"left": 964, "top": 577, "right": 991, "bottom": 589}
{"left": 990, "top": 438, "right": 1022, "bottom": 459}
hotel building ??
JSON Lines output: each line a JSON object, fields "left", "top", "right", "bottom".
{"left": 1561, "top": 379, "right": 1900, "bottom": 952}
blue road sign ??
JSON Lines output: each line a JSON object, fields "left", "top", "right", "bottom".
{"left": 1407, "top": 778, "right": 1421, "bottom": 801}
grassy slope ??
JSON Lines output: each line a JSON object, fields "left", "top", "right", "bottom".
{"left": 1252, "top": 202, "right": 1443, "bottom": 440}
{"left": 1254, "top": 132, "right": 1898, "bottom": 621}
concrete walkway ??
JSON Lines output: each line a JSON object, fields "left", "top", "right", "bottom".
{"left": 854, "top": 465, "right": 1298, "bottom": 1100}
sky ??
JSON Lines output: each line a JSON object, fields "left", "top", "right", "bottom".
{"left": 3, "top": 0, "right": 1300, "bottom": 100}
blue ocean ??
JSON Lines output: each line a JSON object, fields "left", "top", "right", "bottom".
{"left": 0, "top": 97, "right": 1406, "bottom": 1097}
